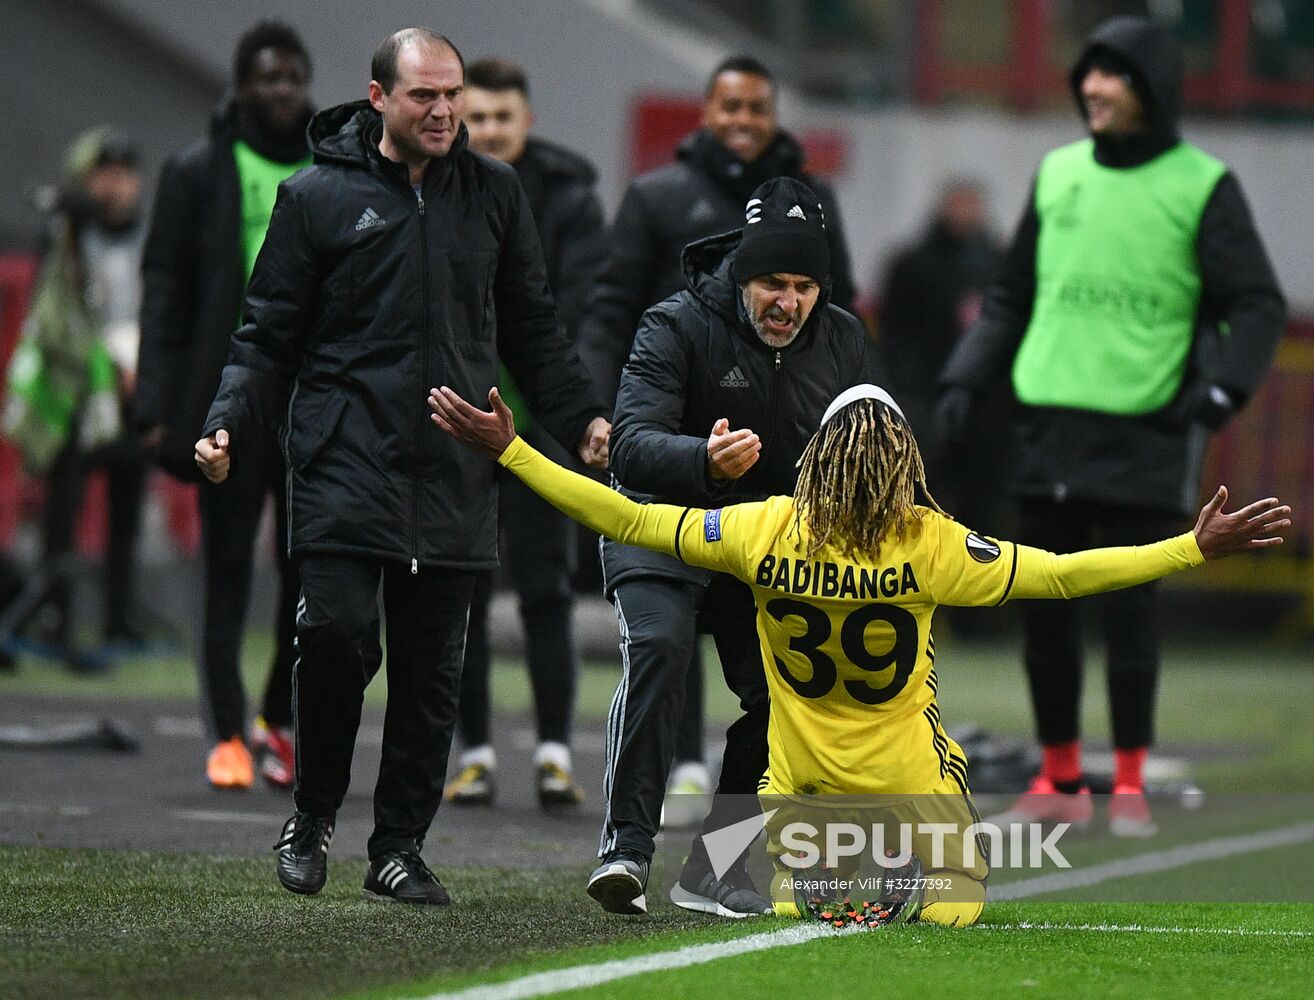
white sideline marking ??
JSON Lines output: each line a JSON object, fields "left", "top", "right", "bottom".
{"left": 973, "top": 922, "right": 1313, "bottom": 938}
{"left": 421, "top": 925, "right": 834, "bottom": 1000}
{"left": 172, "top": 809, "right": 285, "bottom": 825}
{"left": 154, "top": 716, "right": 204, "bottom": 738}
{"left": 419, "top": 819, "right": 1314, "bottom": 1000}
{"left": 993, "top": 820, "right": 1314, "bottom": 900}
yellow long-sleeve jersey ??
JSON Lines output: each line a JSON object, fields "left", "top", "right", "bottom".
{"left": 498, "top": 437, "right": 1203, "bottom": 797}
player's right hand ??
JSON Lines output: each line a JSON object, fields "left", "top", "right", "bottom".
{"left": 1193, "top": 485, "right": 1290, "bottom": 560}
{"left": 195, "top": 429, "right": 231, "bottom": 484}
{"left": 429, "top": 385, "right": 516, "bottom": 459}
{"left": 707, "top": 417, "right": 760, "bottom": 481}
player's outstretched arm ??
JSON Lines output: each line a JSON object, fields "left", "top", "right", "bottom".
{"left": 1192, "top": 485, "right": 1289, "bottom": 559}
{"left": 427, "top": 386, "right": 741, "bottom": 574}
{"left": 1008, "top": 486, "right": 1289, "bottom": 601}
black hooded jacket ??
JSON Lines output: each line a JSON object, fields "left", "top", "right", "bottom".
{"left": 137, "top": 99, "right": 312, "bottom": 480}
{"left": 511, "top": 137, "right": 606, "bottom": 338}
{"left": 940, "top": 17, "right": 1285, "bottom": 516}
{"left": 602, "top": 231, "right": 881, "bottom": 591}
{"left": 581, "top": 127, "right": 857, "bottom": 410}
{"left": 202, "top": 101, "right": 603, "bottom": 568}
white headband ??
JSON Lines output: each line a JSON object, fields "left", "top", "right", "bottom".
{"left": 819, "top": 383, "right": 906, "bottom": 428}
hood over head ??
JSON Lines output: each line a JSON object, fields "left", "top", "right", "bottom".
{"left": 1070, "top": 16, "right": 1183, "bottom": 139}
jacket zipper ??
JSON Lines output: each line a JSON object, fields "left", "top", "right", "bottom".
{"left": 767, "top": 349, "right": 782, "bottom": 460}
{"left": 413, "top": 188, "right": 427, "bottom": 575}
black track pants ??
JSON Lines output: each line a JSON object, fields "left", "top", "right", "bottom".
{"left": 1018, "top": 497, "right": 1182, "bottom": 750}
{"left": 198, "top": 440, "right": 298, "bottom": 739}
{"left": 458, "top": 467, "right": 577, "bottom": 747}
{"left": 293, "top": 554, "right": 475, "bottom": 860}
{"left": 600, "top": 573, "right": 768, "bottom": 859}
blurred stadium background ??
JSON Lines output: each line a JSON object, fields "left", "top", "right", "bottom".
{"left": 2, "top": 0, "right": 1313, "bottom": 642}
{"left": 2, "top": 5, "right": 1312, "bottom": 998}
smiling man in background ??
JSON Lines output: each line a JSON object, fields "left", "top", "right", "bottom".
{"left": 580, "top": 55, "right": 859, "bottom": 817}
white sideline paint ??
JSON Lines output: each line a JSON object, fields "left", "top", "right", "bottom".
{"left": 418, "top": 819, "right": 1314, "bottom": 1000}
{"left": 973, "top": 922, "right": 1313, "bottom": 938}
{"left": 421, "top": 925, "right": 834, "bottom": 1000}
{"left": 172, "top": 809, "right": 286, "bottom": 826}
{"left": 991, "top": 821, "right": 1314, "bottom": 900}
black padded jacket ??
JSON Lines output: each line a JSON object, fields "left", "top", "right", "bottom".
{"left": 203, "top": 101, "right": 603, "bottom": 568}
{"left": 602, "top": 230, "right": 881, "bottom": 593}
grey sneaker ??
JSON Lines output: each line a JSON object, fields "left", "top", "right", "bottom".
{"left": 670, "top": 840, "right": 772, "bottom": 918}
{"left": 587, "top": 849, "right": 650, "bottom": 915}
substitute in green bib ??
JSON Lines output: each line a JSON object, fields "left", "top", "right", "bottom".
{"left": 936, "top": 16, "right": 1284, "bottom": 835}
{"left": 137, "top": 21, "right": 315, "bottom": 794}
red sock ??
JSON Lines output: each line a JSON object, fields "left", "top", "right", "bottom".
{"left": 1114, "top": 747, "right": 1148, "bottom": 791}
{"left": 1042, "top": 740, "right": 1082, "bottom": 786}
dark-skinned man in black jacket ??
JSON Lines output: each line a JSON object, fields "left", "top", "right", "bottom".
{"left": 586, "top": 177, "right": 882, "bottom": 919}
{"left": 196, "top": 29, "right": 609, "bottom": 906}
{"left": 582, "top": 56, "right": 859, "bottom": 809}
{"left": 137, "top": 21, "right": 314, "bottom": 792}
{"left": 936, "top": 16, "right": 1284, "bottom": 838}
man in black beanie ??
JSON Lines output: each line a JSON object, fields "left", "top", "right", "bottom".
{"left": 587, "top": 176, "right": 884, "bottom": 918}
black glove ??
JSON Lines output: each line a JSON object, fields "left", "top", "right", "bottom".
{"left": 933, "top": 385, "right": 976, "bottom": 447}
{"left": 1191, "top": 383, "right": 1238, "bottom": 431}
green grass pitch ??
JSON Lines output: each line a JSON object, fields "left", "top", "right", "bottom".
{"left": 3, "top": 634, "right": 1312, "bottom": 998}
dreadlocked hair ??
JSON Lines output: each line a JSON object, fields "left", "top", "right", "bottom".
{"left": 792, "top": 400, "right": 946, "bottom": 561}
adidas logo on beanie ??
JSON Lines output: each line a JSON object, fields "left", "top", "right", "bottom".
{"left": 731, "top": 177, "right": 830, "bottom": 286}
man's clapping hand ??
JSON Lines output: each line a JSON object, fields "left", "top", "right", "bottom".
{"left": 707, "top": 418, "right": 760, "bottom": 481}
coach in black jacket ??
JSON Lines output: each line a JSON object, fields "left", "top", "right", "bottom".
{"left": 587, "top": 177, "right": 881, "bottom": 917}
{"left": 581, "top": 56, "right": 857, "bottom": 412}
{"left": 197, "top": 31, "right": 608, "bottom": 904}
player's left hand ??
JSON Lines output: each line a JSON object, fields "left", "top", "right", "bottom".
{"left": 428, "top": 386, "right": 516, "bottom": 459}
{"left": 578, "top": 417, "right": 610, "bottom": 469}
{"left": 1193, "top": 485, "right": 1291, "bottom": 560}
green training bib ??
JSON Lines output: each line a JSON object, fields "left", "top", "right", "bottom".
{"left": 1013, "top": 139, "right": 1226, "bottom": 415}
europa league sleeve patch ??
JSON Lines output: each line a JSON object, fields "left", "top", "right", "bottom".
{"left": 704, "top": 509, "right": 723, "bottom": 543}
{"left": 966, "top": 532, "right": 1002, "bottom": 563}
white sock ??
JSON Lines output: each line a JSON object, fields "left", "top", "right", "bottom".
{"left": 669, "top": 761, "right": 711, "bottom": 790}
{"left": 534, "top": 741, "right": 572, "bottom": 772}
{"left": 460, "top": 745, "right": 496, "bottom": 770}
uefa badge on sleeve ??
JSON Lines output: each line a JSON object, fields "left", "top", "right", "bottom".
{"left": 704, "top": 509, "right": 723, "bottom": 543}
{"left": 966, "top": 532, "right": 1001, "bottom": 563}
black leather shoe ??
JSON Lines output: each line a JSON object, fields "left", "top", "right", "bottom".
{"left": 273, "top": 811, "right": 334, "bottom": 895}
{"left": 362, "top": 851, "right": 451, "bottom": 905}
